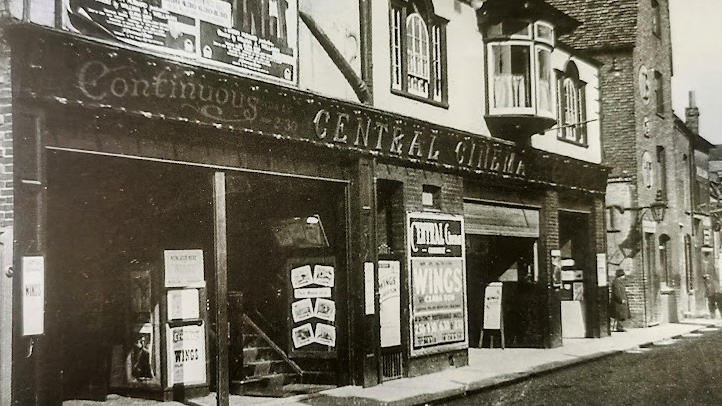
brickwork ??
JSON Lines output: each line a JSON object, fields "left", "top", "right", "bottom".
{"left": 552, "top": 0, "right": 693, "bottom": 326}
{"left": 540, "top": 189, "right": 561, "bottom": 347}
{"left": 0, "top": 33, "right": 11, "bottom": 228}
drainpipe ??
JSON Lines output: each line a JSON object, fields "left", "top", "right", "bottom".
{"left": 299, "top": 10, "right": 373, "bottom": 104}
{"left": 359, "top": 0, "right": 374, "bottom": 104}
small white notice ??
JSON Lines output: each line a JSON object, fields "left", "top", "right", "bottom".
{"left": 164, "top": 249, "right": 204, "bottom": 288}
{"left": 22, "top": 256, "right": 45, "bottom": 336}
{"left": 483, "top": 282, "right": 503, "bottom": 330}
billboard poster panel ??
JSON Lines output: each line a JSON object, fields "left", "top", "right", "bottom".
{"left": 407, "top": 213, "right": 467, "bottom": 356}
{"left": 167, "top": 323, "right": 207, "bottom": 386}
{"left": 63, "top": 0, "right": 298, "bottom": 85}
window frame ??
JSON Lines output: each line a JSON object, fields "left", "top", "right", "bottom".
{"left": 654, "top": 69, "right": 664, "bottom": 115}
{"left": 555, "top": 65, "right": 588, "bottom": 146}
{"left": 485, "top": 19, "right": 556, "bottom": 119}
{"left": 389, "top": 0, "right": 449, "bottom": 107}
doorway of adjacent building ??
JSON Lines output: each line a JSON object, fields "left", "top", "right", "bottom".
{"left": 559, "top": 211, "right": 591, "bottom": 338}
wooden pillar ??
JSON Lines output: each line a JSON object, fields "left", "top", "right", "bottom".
{"left": 213, "top": 172, "right": 229, "bottom": 406}
{"left": 591, "top": 196, "right": 611, "bottom": 337}
{"left": 347, "top": 157, "right": 378, "bottom": 387}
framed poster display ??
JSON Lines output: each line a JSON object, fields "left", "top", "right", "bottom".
{"left": 407, "top": 212, "right": 468, "bottom": 357}
{"left": 287, "top": 257, "right": 337, "bottom": 357}
{"left": 62, "top": 0, "right": 299, "bottom": 86}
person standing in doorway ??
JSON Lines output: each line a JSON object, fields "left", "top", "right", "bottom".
{"left": 611, "top": 269, "right": 631, "bottom": 332}
{"left": 702, "top": 274, "right": 722, "bottom": 318}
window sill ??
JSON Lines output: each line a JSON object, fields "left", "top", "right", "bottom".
{"left": 391, "top": 89, "right": 449, "bottom": 109}
{"left": 556, "top": 135, "right": 589, "bottom": 148}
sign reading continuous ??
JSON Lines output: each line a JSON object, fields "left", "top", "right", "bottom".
{"left": 63, "top": 0, "right": 298, "bottom": 85}
{"left": 407, "top": 213, "right": 467, "bottom": 355}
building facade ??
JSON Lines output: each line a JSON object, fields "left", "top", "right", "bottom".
{"left": 546, "top": 0, "right": 707, "bottom": 326}
{"left": 2, "top": 0, "right": 609, "bottom": 405}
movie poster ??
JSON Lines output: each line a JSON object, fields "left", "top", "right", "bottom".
{"left": 288, "top": 258, "right": 336, "bottom": 354}
{"left": 407, "top": 213, "right": 467, "bottom": 355}
{"left": 63, "top": 0, "right": 298, "bottom": 85}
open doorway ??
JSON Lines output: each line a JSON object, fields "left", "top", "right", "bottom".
{"left": 47, "top": 151, "right": 216, "bottom": 401}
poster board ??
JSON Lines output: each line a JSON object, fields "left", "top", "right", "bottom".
{"left": 166, "top": 323, "right": 207, "bottom": 386}
{"left": 483, "top": 282, "right": 502, "bottom": 330}
{"left": 288, "top": 257, "right": 337, "bottom": 357}
{"left": 379, "top": 260, "right": 401, "bottom": 348}
{"left": 407, "top": 212, "right": 467, "bottom": 356}
{"left": 22, "top": 256, "right": 45, "bottom": 336}
{"left": 62, "top": 0, "right": 299, "bottom": 86}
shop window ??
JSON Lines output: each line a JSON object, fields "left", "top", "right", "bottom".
{"left": 486, "top": 20, "right": 555, "bottom": 118}
{"left": 390, "top": 0, "right": 447, "bottom": 104}
{"left": 422, "top": 184, "right": 441, "bottom": 211}
{"left": 655, "top": 70, "right": 664, "bottom": 114}
{"left": 652, "top": 0, "right": 661, "bottom": 37}
{"left": 555, "top": 63, "right": 587, "bottom": 145}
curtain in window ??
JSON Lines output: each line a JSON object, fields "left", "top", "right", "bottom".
{"left": 492, "top": 45, "right": 530, "bottom": 108}
{"left": 536, "top": 49, "right": 552, "bottom": 113}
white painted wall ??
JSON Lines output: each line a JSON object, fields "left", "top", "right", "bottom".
{"left": 532, "top": 47, "right": 603, "bottom": 164}
{"left": 371, "top": 0, "right": 490, "bottom": 135}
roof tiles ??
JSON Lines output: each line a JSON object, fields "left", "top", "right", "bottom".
{"left": 544, "top": 0, "right": 638, "bottom": 50}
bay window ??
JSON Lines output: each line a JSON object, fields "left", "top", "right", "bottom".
{"left": 486, "top": 20, "right": 555, "bottom": 118}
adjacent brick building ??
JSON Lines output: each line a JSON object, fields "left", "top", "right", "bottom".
{"left": 546, "top": 0, "right": 713, "bottom": 325}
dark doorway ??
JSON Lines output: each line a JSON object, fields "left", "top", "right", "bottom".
{"left": 46, "top": 151, "right": 216, "bottom": 401}
{"left": 466, "top": 235, "right": 538, "bottom": 348}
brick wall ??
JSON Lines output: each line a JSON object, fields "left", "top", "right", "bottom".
{"left": 597, "top": 51, "right": 637, "bottom": 181}
{"left": 0, "top": 32, "right": 11, "bottom": 228}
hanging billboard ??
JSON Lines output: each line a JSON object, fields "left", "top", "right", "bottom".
{"left": 407, "top": 212, "right": 467, "bottom": 356}
{"left": 63, "top": 0, "right": 298, "bottom": 85}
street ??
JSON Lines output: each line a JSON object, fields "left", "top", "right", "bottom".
{"left": 436, "top": 326, "right": 722, "bottom": 406}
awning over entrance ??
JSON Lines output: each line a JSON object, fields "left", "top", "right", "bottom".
{"left": 463, "top": 202, "right": 539, "bottom": 237}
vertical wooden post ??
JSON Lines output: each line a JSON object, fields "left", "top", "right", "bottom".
{"left": 213, "top": 172, "right": 229, "bottom": 406}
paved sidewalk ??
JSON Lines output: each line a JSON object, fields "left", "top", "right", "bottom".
{"left": 65, "top": 319, "right": 721, "bottom": 406}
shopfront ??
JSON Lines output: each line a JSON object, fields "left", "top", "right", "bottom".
{"left": 9, "top": 23, "right": 610, "bottom": 406}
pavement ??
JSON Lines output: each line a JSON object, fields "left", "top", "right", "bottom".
{"left": 64, "top": 318, "right": 722, "bottom": 406}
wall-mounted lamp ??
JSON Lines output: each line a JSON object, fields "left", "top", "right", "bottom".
{"left": 607, "top": 189, "right": 667, "bottom": 223}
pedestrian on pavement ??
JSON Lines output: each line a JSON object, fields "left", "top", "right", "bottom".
{"left": 611, "top": 269, "right": 630, "bottom": 332}
{"left": 702, "top": 274, "right": 722, "bottom": 318}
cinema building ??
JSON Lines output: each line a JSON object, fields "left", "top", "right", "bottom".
{"left": 2, "top": 0, "right": 610, "bottom": 404}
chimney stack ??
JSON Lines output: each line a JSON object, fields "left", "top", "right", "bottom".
{"left": 685, "top": 91, "right": 700, "bottom": 135}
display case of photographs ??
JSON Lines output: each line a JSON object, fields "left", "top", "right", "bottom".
{"left": 287, "top": 257, "right": 336, "bottom": 357}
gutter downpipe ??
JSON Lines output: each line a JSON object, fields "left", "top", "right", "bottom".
{"left": 299, "top": 10, "right": 373, "bottom": 105}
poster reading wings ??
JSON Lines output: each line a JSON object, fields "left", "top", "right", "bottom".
{"left": 63, "top": 0, "right": 298, "bottom": 85}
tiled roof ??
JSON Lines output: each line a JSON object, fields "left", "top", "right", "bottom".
{"left": 709, "top": 145, "right": 722, "bottom": 162}
{"left": 544, "top": 0, "right": 638, "bottom": 50}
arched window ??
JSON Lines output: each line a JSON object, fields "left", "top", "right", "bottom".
{"left": 406, "top": 13, "right": 430, "bottom": 97}
{"left": 556, "top": 62, "right": 587, "bottom": 145}
{"left": 390, "top": 0, "right": 447, "bottom": 103}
